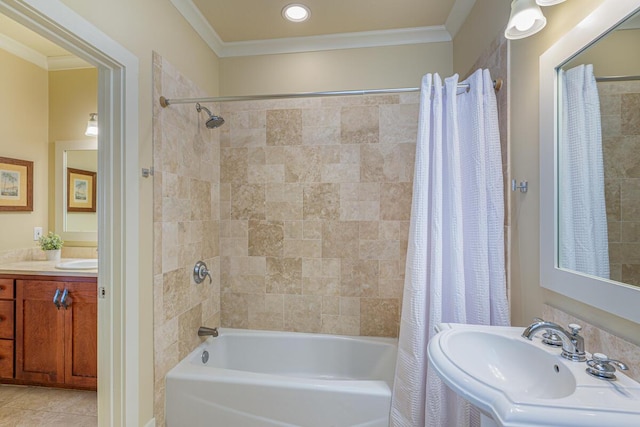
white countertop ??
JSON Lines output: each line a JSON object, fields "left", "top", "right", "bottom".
{"left": 0, "top": 259, "right": 97, "bottom": 278}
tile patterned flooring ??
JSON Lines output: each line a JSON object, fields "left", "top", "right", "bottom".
{"left": 0, "top": 385, "right": 97, "bottom": 426}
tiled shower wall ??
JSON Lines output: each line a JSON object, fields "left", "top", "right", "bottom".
{"left": 152, "top": 52, "right": 221, "bottom": 427}
{"left": 599, "top": 80, "right": 640, "bottom": 286}
{"left": 218, "top": 95, "right": 418, "bottom": 337}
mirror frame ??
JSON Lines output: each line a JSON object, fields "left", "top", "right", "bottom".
{"left": 54, "top": 139, "right": 98, "bottom": 244}
{"left": 540, "top": 0, "right": 640, "bottom": 324}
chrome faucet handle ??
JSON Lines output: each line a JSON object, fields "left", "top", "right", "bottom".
{"left": 193, "top": 261, "right": 212, "bottom": 284}
{"left": 568, "top": 323, "right": 582, "bottom": 335}
{"left": 586, "top": 353, "right": 628, "bottom": 380}
{"left": 532, "top": 317, "right": 563, "bottom": 347}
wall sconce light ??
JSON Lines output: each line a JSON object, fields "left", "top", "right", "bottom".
{"left": 85, "top": 113, "right": 98, "bottom": 137}
{"left": 505, "top": 0, "right": 547, "bottom": 39}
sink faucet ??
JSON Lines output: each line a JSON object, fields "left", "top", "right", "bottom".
{"left": 522, "top": 320, "right": 586, "bottom": 362}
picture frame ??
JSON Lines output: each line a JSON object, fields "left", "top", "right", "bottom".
{"left": 0, "top": 156, "right": 33, "bottom": 212}
{"left": 67, "top": 167, "right": 96, "bottom": 212}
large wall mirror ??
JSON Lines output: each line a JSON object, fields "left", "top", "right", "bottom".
{"left": 540, "top": 0, "right": 640, "bottom": 324}
{"left": 54, "top": 140, "right": 98, "bottom": 244}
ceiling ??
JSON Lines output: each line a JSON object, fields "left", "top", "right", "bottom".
{"left": 0, "top": 0, "right": 477, "bottom": 66}
{"left": 171, "top": 0, "right": 478, "bottom": 57}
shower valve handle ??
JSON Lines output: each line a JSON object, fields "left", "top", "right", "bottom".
{"left": 194, "top": 261, "right": 212, "bottom": 284}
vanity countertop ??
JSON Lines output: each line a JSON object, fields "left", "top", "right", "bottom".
{"left": 0, "top": 258, "right": 97, "bottom": 278}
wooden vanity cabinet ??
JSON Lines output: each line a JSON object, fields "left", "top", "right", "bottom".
{"left": 15, "top": 277, "right": 97, "bottom": 389}
{"left": 0, "top": 278, "right": 15, "bottom": 378}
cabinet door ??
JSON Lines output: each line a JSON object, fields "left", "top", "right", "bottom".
{"left": 15, "top": 280, "right": 65, "bottom": 384}
{"left": 0, "top": 339, "right": 13, "bottom": 378}
{"left": 64, "top": 282, "right": 97, "bottom": 388}
{"left": 0, "top": 300, "right": 14, "bottom": 339}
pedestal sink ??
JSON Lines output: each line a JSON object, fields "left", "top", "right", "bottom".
{"left": 428, "top": 324, "right": 640, "bottom": 427}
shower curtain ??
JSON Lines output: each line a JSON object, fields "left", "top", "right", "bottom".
{"left": 559, "top": 64, "right": 609, "bottom": 278}
{"left": 390, "top": 69, "right": 509, "bottom": 427}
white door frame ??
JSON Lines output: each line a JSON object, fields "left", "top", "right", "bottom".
{"left": 0, "top": 0, "right": 140, "bottom": 425}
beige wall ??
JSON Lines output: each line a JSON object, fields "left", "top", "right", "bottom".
{"left": 0, "top": 49, "right": 48, "bottom": 253}
{"left": 48, "top": 68, "right": 98, "bottom": 142}
{"left": 57, "top": 0, "right": 221, "bottom": 424}
{"left": 453, "top": 0, "right": 509, "bottom": 77}
{"left": 220, "top": 43, "right": 452, "bottom": 96}
{"left": 47, "top": 68, "right": 98, "bottom": 242}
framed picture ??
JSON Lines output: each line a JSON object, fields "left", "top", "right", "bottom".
{"left": 67, "top": 167, "right": 96, "bottom": 212}
{"left": 0, "top": 156, "right": 33, "bottom": 212}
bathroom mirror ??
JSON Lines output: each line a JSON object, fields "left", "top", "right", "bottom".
{"left": 540, "top": 0, "right": 640, "bottom": 324}
{"left": 55, "top": 140, "right": 98, "bottom": 243}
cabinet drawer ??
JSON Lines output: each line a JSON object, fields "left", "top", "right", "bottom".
{"left": 0, "top": 339, "right": 13, "bottom": 378}
{"left": 0, "top": 300, "right": 13, "bottom": 339}
{"left": 0, "top": 279, "right": 13, "bottom": 299}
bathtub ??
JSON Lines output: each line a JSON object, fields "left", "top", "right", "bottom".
{"left": 165, "top": 328, "right": 398, "bottom": 427}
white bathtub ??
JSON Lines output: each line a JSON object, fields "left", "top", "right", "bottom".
{"left": 165, "top": 328, "right": 398, "bottom": 427}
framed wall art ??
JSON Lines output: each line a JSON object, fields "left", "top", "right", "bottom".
{"left": 0, "top": 156, "right": 33, "bottom": 211}
{"left": 67, "top": 167, "right": 96, "bottom": 212}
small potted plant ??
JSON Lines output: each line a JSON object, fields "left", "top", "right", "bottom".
{"left": 39, "top": 231, "right": 64, "bottom": 261}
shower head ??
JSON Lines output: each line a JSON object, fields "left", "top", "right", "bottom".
{"left": 195, "top": 103, "right": 225, "bottom": 129}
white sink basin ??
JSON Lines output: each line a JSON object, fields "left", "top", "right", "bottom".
{"left": 55, "top": 259, "right": 98, "bottom": 270}
{"left": 428, "top": 324, "right": 640, "bottom": 427}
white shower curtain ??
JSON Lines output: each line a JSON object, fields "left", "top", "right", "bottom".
{"left": 390, "top": 69, "right": 510, "bottom": 427}
{"left": 559, "top": 64, "right": 609, "bottom": 278}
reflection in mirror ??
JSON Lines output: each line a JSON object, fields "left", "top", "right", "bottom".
{"left": 558, "top": 8, "right": 640, "bottom": 287}
{"left": 66, "top": 150, "right": 97, "bottom": 232}
{"left": 54, "top": 140, "right": 98, "bottom": 244}
{"left": 540, "top": 0, "right": 640, "bottom": 324}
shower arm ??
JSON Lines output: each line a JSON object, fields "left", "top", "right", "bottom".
{"left": 159, "top": 80, "right": 502, "bottom": 107}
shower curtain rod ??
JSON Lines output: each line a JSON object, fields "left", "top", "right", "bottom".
{"left": 159, "top": 79, "right": 502, "bottom": 107}
{"left": 595, "top": 75, "right": 640, "bottom": 82}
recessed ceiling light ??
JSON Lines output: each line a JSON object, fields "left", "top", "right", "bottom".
{"left": 282, "top": 4, "right": 310, "bottom": 23}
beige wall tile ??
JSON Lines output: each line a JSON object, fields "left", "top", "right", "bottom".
{"left": 267, "top": 109, "right": 303, "bottom": 146}
{"left": 266, "top": 257, "right": 302, "bottom": 294}
{"left": 284, "top": 295, "right": 323, "bottom": 332}
{"left": 380, "top": 182, "right": 413, "bottom": 220}
{"left": 217, "top": 93, "right": 417, "bottom": 340}
{"left": 248, "top": 220, "right": 284, "bottom": 257}
{"left": 153, "top": 54, "right": 221, "bottom": 421}
{"left": 341, "top": 106, "right": 379, "bottom": 144}
{"left": 303, "top": 183, "right": 341, "bottom": 220}
{"left": 360, "top": 298, "right": 400, "bottom": 337}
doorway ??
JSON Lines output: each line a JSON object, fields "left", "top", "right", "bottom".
{"left": 0, "top": 0, "right": 141, "bottom": 425}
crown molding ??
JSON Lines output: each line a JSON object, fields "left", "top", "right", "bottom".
{"left": 0, "top": 32, "right": 47, "bottom": 68}
{"left": 48, "top": 55, "right": 93, "bottom": 70}
{"left": 0, "top": 33, "right": 92, "bottom": 70}
{"left": 222, "top": 26, "right": 451, "bottom": 58}
{"left": 169, "top": 0, "right": 224, "bottom": 55}
{"left": 170, "top": 0, "right": 472, "bottom": 58}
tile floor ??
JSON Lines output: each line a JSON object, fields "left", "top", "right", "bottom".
{"left": 0, "top": 385, "right": 97, "bottom": 426}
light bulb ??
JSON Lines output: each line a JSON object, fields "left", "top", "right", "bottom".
{"left": 282, "top": 4, "right": 310, "bottom": 22}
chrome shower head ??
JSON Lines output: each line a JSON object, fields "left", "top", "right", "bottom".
{"left": 195, "top": 103, "right": 225, "bottom": 129}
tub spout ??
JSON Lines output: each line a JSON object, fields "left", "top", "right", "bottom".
{"left": 198, "top": 326, "right": 218, "bottom": 337}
